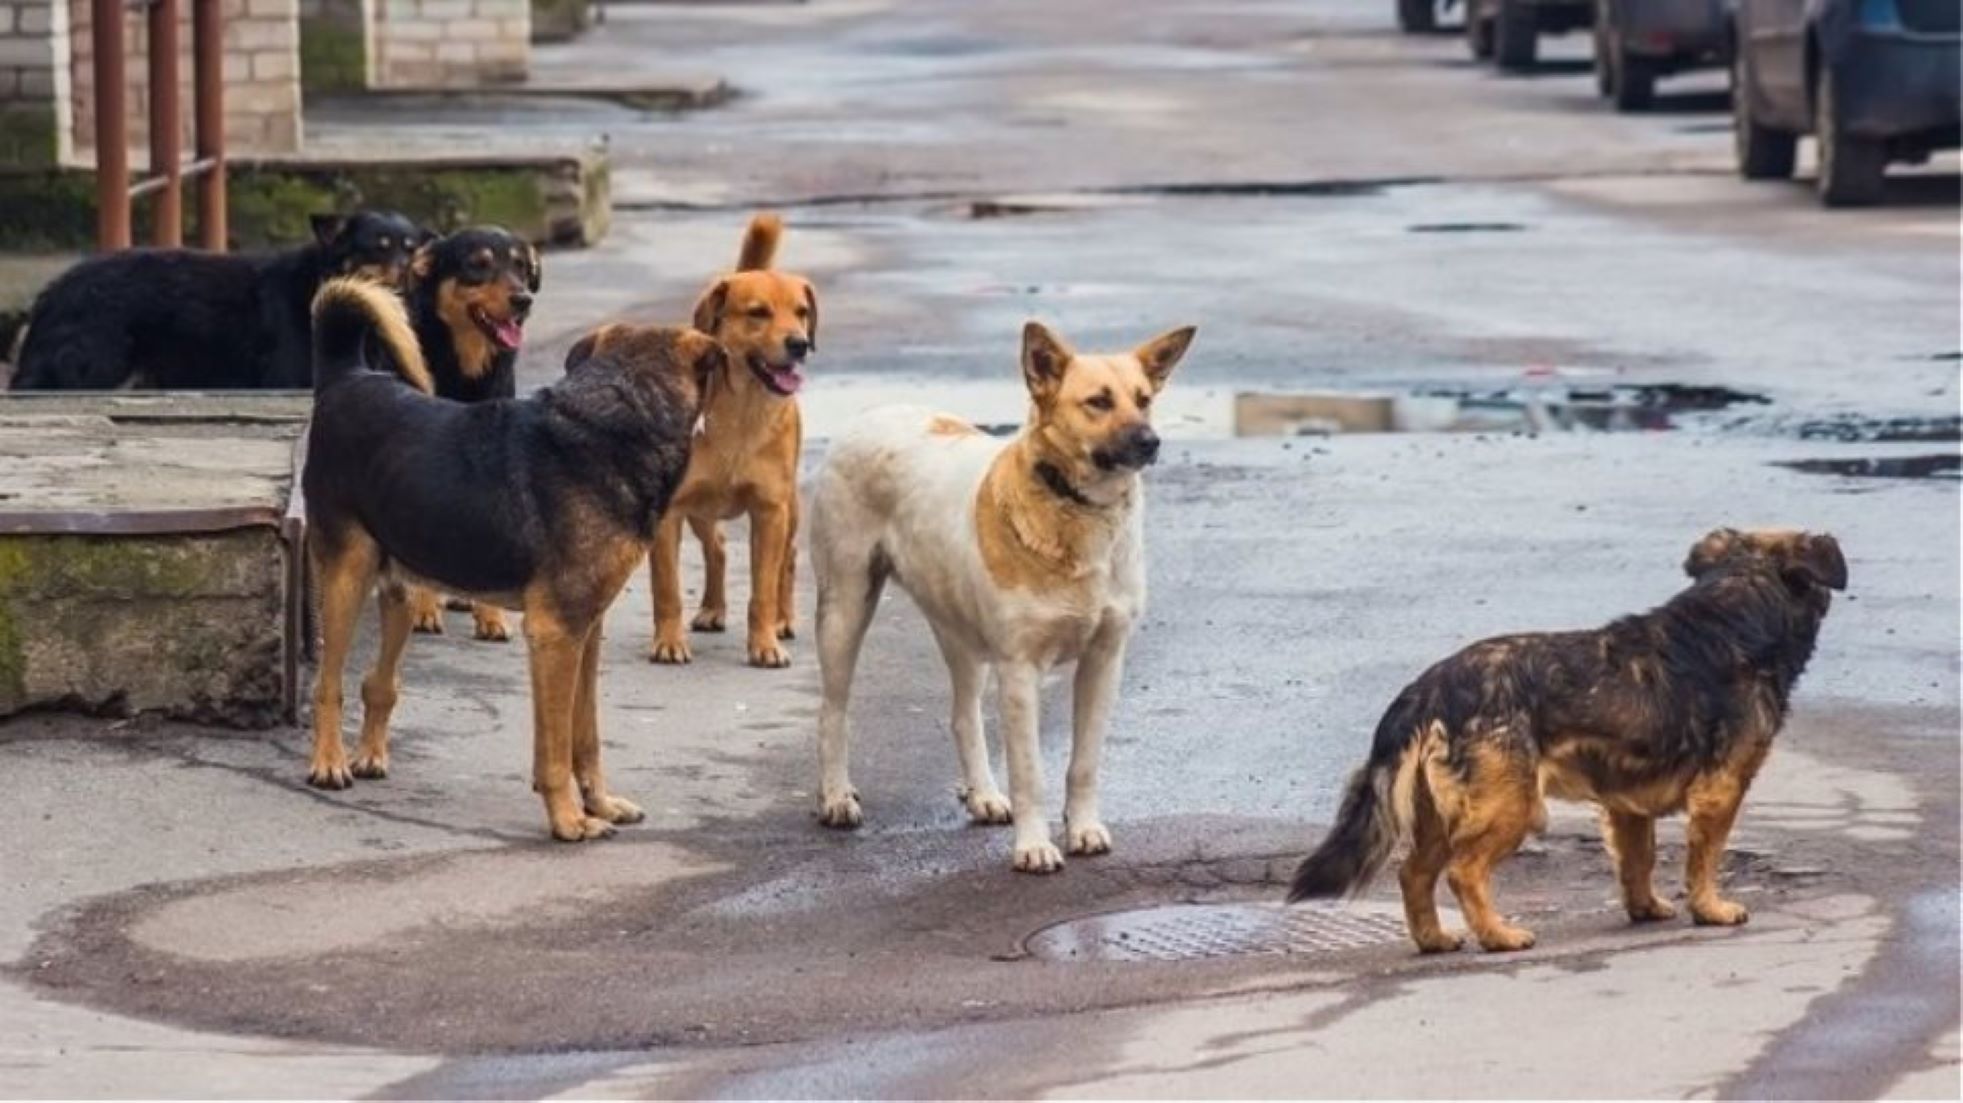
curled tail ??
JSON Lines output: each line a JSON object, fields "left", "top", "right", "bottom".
{"left": 310, "top": 277, "right": 430, "bottom": 394}
{"left": 736, "top": 212, "right": 783, "bottom": 271}
{"left": 1286, "top": 694, "right": 1429, "bottom": 903}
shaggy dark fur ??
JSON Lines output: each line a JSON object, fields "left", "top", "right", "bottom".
{"left": 10, "top": 211, "right": 427, "bottom": 391}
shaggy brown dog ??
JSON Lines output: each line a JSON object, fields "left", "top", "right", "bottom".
{"left": 649, "top": 213, "right": 816, "bottom": 668}
{"left": 1287, "top": 529, "right": 1846, "bottom": 953}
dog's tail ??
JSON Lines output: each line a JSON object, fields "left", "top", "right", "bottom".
{"left": 1286, "top": 690, "right": 1431, "bottom": 903}
{"left": 736, "top": 212, "right": 782, "bottom": 272}
{"left": 310, "top": 277, "right": 431, "bottom": 394}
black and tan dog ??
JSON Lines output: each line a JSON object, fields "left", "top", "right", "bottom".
{"left": 390, "top": 225, "right": 544, "bottom": 642}
{"left": 303, "top": 278, "right": 719, "bottom": 841}
{"left": 10, "top": 210, "right": 427, "bottom": 391}
{"left": 1288, "top": 528, "right": 1846, "bottom": 953}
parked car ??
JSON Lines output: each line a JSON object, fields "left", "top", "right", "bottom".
{"left": 1398, "top": 0, "right": 1452, "bottom": 32}
{"left": 1591, "top": 0, "right": 1732, "bottom": 110}
{"left": 1731, "top": 0, "right": 1961, "bottom": 206}
{"left": 1465, "top": 0, "right": 1596, "bottom": 69}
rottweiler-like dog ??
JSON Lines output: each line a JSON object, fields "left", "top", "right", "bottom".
{"left": 304, "top": 278, "right": 720, "bottom": 840}
{"left": 1288, "top": 528, "right": 1846, "bottom": 953}
{"left": 392, "top": 225, "right": 543, "bottom": 642}
{"left": 10, "top": 210, "right": 426, "bottom": 391}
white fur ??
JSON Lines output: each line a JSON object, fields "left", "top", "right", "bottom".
{"left": 809, "top": 406, "right": 1146, "bottom": 872}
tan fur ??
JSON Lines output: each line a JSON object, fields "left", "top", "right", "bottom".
{"left": 928, "top": 415, "right": 980, "bottom": 437}
{"left": 316, "top": 277, "right": 430, "bottom": 394}
{"left": 651, "top": 213, "right": 816, "bottom": 668}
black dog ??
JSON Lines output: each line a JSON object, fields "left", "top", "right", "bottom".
{"left": 10, "top": 211, "right": 427, "bottom": 391}
{"left": 303, "top": 278, "right": 719, "bottom": 840}
{"left": 391, "top": 225, "right": 543, "bottom": 639}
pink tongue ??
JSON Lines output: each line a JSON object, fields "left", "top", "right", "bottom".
{"left": 490, "top": 318, "right": 524, "bottom": 350}
{"left": 771, "top": 366, "right": 804, "bottom": 395}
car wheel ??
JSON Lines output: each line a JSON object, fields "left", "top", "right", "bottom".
{"left": 1494, "top": 0, "right": 1538, "bottom": 70}
{"left": 1815, "top": 66, "right": 1886, "bottom": 207}
{"left": 1398, "top": 0, "right": 1438, "bottom": 33}
{"left": 1466, "top": 6, "right": 1495, "bottom": 58}
{"left": 1610, "top": 44, "right": 1656, "bottom": 111}
{"left": 1731, "top": 40, "right": 1796, "bottom": 179}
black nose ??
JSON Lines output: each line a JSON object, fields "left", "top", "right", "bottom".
{"left": 511, "top": 291, "right": 534, "bottom": 317}
{"left": 784, "top": 334, "right": 811, "bottom": 361}
{"left": 1132, "top": 426, "right": 1161, "bottom": 465}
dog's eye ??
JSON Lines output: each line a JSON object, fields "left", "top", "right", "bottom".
{"left": 378, "top": 236, "right": 393, "bottom": 249}
{"left": 1136, "top": 391, "right": 1152, "bottom": 410}
{"left": 747, "top": 305, "right": 772, "bottom": 320}
{"left": 794, "top": 305, "right": 810, "bottom": 319}
{"left": 1085, "top": 393, "right": 1114, "bottom": 413}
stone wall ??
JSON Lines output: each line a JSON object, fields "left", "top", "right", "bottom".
{"left": 0, "top": 0, "right": 73, "bottom": 166}
{"left": 373, "top": 0, "right": 525, "bottom": 88}
{"left": 298, "top": 0, "right": 365, "bottom": 92}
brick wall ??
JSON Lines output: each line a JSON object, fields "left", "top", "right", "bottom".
{"left": 373, "top": 0, "right": 525, "bottom": 88}
{"left": 65, "top": 0, "right": 301, "bottom": 165}
{"left": 0, "top": 0, "right": 74, "bottom": 165}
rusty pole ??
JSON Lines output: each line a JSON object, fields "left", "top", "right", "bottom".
{"left": 192, "top": 0, "right": 226, "bottom": 250}
{"left": 91, "top": 0, "right": 130, "bottom": 250}
{"left": 148, "top": 0, "right": 183, "bottom": 247}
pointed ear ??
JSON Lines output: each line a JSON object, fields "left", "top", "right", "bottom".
{"left": 409, "top": 240, "right": 436, "bottom": 282}
{"left": 1684, "top": 528, "right": 1741, "bottom": 579}
{"left": 523, "top": 243, "right": 543, "bottom": 293}
{"left": 693, "top": 279, "right": 730, "bottom": 336}
{"left": 1021, "top": 321, "right": 1073, "bottom": 402}
{"left": 1787, "top": 533, "right": 1848, "bottom": 592}
{"left": 801, "top": 280, "right": 819, "bottom": 351}
{"left": 310, "top": 213, "right": 349, "bottom": 247}
{"left": 1134, "top": 325, "right": 1196, "bottom": 392}
{"left": 415, "top": 226, "right": 439, "bottom": 248}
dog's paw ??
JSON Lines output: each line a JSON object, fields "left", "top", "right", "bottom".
{"left": 410, "top": 609, "right": 445, "bottom": 634}
{"left": 551, "top": 816, "right": 617, "bottom": 843}
{"left": 1475, "top": 924, "right": 1537, "bottom": 952}
{"left": 748, "top": 640, "right": 792, "bottom": 668}
{"left": 471, "top": 608, "right": 511, "bottom": 642}
{"left": 1413, "top": 930, "right": 1467, "bottom": 954}
{"left": 1013, "top": 840, "right": 1066, "bottom": 874}
{"left": 348, "top": 752, "right": 389, "bottom": 780}
{"left": 307, "top": 758, "right": 354, "bottom": 790}
{"left": 650, "top": 637, "right": 693, "bottom": 664}
{"left": 818, "top": 789, "right": 863, "bottom": 829}
{"left": 586, "top": 793, "right": 645, "bottom": 825}
{"left": 1691, "top": 898, "right": 1749, "bottom": 927}
{"left": 1066, "top": 820, "right": 1113, "bottom": 856}
{"left": 1627, "top": 897, "right": 1679, "bottom": 923}
{"left": 961, "top": 788, "right": 1013, "bottom": 825}
{"left": 691, "top": 608, "right": 727, "bottom": 632}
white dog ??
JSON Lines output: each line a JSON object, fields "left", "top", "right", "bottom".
{"left": 808, "top": 320, "right": 1196, "bottom": 872}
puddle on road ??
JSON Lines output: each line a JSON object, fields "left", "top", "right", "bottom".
{"left": 1407, "top": 221, "right": 1528, "bottom": 234}
{"left": 1024, "top": 902, "right": 1410, "bottom": 963}
{"left": 1778, "top": 454, "right": 1960, "bottom": 481}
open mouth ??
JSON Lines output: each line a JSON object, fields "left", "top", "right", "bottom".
{"left": 748, "top": 354, "right": 805, "bottom": 397}
{"left": 468, "top": 305, "right": 526, "bottom": 352}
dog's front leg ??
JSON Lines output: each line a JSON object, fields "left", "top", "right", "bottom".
{"left": 1065, "top": 619, "right": 1129, "bottom": 856}
{"left": 998, "top": 661, "right": 1063, "bottom": 873}
{"left": 526, "top": 611, "right": 613, "bottom": 842}
{"left": 1684, "top": 755, "right": 1765, "bottom": 926}
{"left": 746, "top": 500, "right": 793, "bottom": 667}
{"left": 650, "top": 511, "right": 693, "bottom": 664}
{"left": 573, "top": 624, "right": 643, "bottom": 826}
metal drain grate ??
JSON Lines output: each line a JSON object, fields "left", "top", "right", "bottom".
{"left": 1025, "top": 902, "right": 1409, "bottom": 963}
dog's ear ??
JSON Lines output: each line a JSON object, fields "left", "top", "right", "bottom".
{"left": 1134, "top": 325, "right": 1196, "bottom": 393}
{"left": 415, "top": 226, "right": 438, "bottom": 248}
{"left": 410, "top": 239, "right": 436, "bottom": 282}
{"left": 1684, "top": 528, "right": 1742, "bottom": 579}
{"left": 564, "top": 325, "right": 616, "bottom": 374}
{"left": 1785, "top": 533, "right": 1848, "bottom": 592}
{"left": 523, "top": 243, "right": 543, "bottom": 293}
{"left": 692, "top": 279, "right": 730, "bottom": 335}
{"left": 310, "top": 213, "right": 349, "bottom": 247}
{"left": 1021, "top": 321, "right": 1073, "bottom": 403}
{"left": 801, "top": 280, "right": 819, "bottom": 351}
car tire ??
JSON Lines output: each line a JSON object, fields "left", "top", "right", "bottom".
{"left": 1609, "top": 45, "right": 1656, "bottom": 111}
{"left": 1731, "top": 40, "right": 1796, "bottom": 180}
{"left": 1466, "top": 7, "right": 1496, "bottom": 58}
{"left": 1815, "top": 66, "right": 1886, "bottom": 207}
{"left": 1494, "top": 0, "right": 1538, "bottom": 71}
{"left": 1398, "top": 0, "right": 1438, "bottom": 33}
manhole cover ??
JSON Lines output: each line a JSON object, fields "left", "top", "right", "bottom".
{"left": 1024, "top": 903, "right": 1409, "bottom": 963}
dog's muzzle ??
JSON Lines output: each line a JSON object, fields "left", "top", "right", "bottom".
{"left": 1095, "top": 424, "right": 1161, "bottom": 471}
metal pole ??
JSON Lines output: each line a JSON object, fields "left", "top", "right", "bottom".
{"left": 148, "top": 0, "right": 183, "bottom": 247}
{"left": 92, "top": 0, "right": 130, "bottom": 250}
{"left": 192, "top": 0, "right": 225, "bottom": 251}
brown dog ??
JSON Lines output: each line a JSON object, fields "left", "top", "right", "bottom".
{"left": 1288, "top": 529, "right": 1846, "bottom": 952}
{"left": 650, "top": 213, "right": 816, "bottom": 668}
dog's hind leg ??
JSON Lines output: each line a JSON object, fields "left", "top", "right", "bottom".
{"left": 650, "top": 511, "right": 694, "bottom": 663}
{"left": 1400, "top": 768, "right": 1465, "bottom": 953}
{"left": 572, "top": 624, "right": 643, "bottom": 825}
{"left": 349, "top": 582, "right": 414, "bottom": 780}
{"left": 1602, "top": 809, "right": 1676, "bottom": 922}
{"left": 688, "top": 516, "right": 728, "bottom": 632}
{"left": 408, "top": 586, "right": 446, "bottom": 634}
{"left": 931, "top": 624, "right": 1007, "bottom": 826}
{"left": 470, "top": 603, "right": 511, "bottom": 643}
{"left": 814, "top": 544, "right": 887, "bottom": 829}
{"left": 525, "top": 606, "right": 613, "bottom": 842}
{"left": 307, "top": 531, "right": 381, "bottom": 790}
{"left": 1442, "top": 739, "right": 1540, "bottom": 951}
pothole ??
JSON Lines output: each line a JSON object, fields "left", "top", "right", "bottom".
{"left": 1024, "top": 902, "right": 1409, "bottom": 963}
{"left": 1777, "top": 454, "right": 1959, "bottom": 480}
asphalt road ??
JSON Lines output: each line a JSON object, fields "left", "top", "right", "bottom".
{"left": 1, "top": 0, "right": 1958, "bottom": 1097}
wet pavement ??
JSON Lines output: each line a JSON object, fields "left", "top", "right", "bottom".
{"left": 2, "top": 0, "right": 1960, "bottom": 1097}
